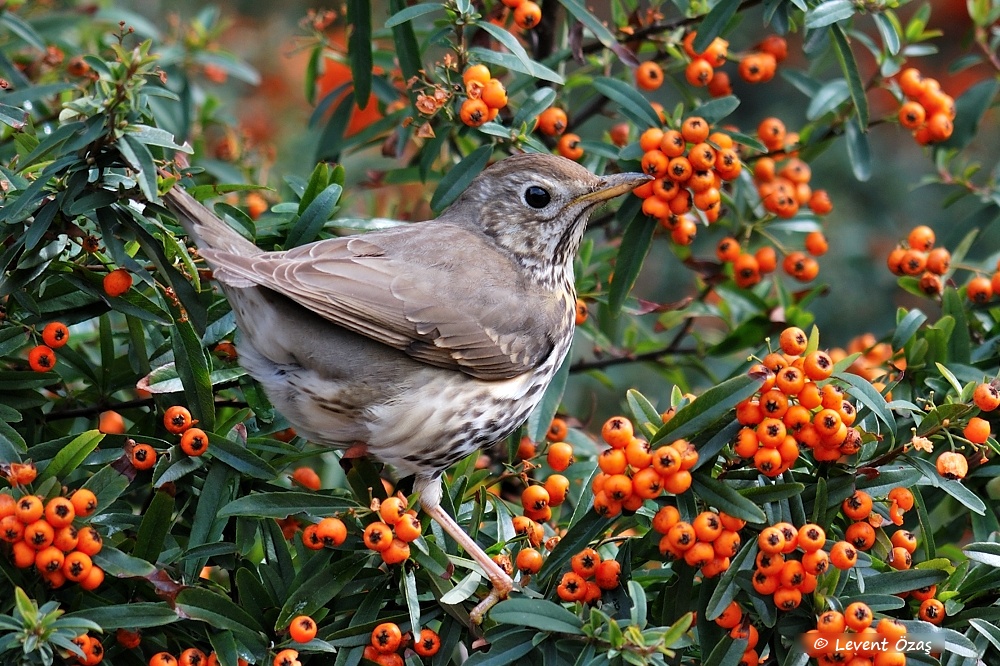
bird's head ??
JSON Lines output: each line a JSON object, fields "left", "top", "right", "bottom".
{"left": 442, "top": 153, "right": 650, "bottom": 286}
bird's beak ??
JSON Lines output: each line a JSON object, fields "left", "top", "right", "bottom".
{"left": 575, "top": 172, "right": 653, "bottom": 205}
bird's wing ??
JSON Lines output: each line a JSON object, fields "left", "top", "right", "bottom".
{"left": 199, "top": 225, "right": 568, "bottom": 380}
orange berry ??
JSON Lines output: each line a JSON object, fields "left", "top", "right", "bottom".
{"left": 178, "top": 649, "right": 207, "bottom": 666}
{"left": 513, "top": 1, "right": 541, "bottom": 29}
{"left": 150, "top": 653, "right": 179, "bottom": 666}
{"left": 179, "top": 427, "right": 209, "bottom": 456}
{"left": 63, "top": 551, "right": 94, "bottom": 582}
{"left": 289, "top": 615, "right": 317, "bottom": 643}
{"left": 76, "top": 526, "right": 103, "bottom": 556}
{"left": 363, "top": 521, "right": 393, "bottom": 552}
{"left": 481, "top": 78, "right": 508, "bottom": 109}
{"left": 973, "top": 382, "right": 1000, "bottom": 411}
{"left": 936, "top": 450, "right": 969, "bottom": 479}
{"left": 556, "top": 133, "right": 584, "bottom": 160}
{"left": 394, "top": 512, "right": 422, "bottom": 542}
{"left": 830, "top": 540, "right": 858, "bottom": 569}
{"left": 103, "top": 268, "right": 132, "bottom": 297}
{"left": 291, "top": 466, "right": 321, "bottom": 490}
{"left": 41, "top": 322, "right": 70, "bottom": 348}
{"left": 130, "top": 443, "right": 157, "bottom": 470}
{"left": 967, "top": 275, "right": 993, "bottom": 304}
{"left": 45, "top": 497, "right": 75, "bottom": 528}
{"left": 272, "top": 649, "right": 300, "bottom": 666}
{"left": 571, "top": 547, "right": 601, "bottom": 578}
{"left": 163, "top": 406, "right": 194, "bottom": 434}
{"left": 594, "top": 558, "right": 621, "bottom": 589}
{"left": 70, "top": 489, "right": 98, "bottom": 518}
{"left": 413, "top": 628, "right": 441, "bottom": 657}
{"left": 459, "top": 98, "right": 489, "bottom": 127}
{"left": 79, "top": 564, "right": 104, "bottom": 590}
{"left": 918, "top": 598, "right": 945, "bottom": 624}
{"left": 27, "top": 345, "right": 56, "bottom": 372}
{"left": 547, "top": 441, "right": 574, "bottom": 471}
{"left": 536, "top": 107, "right": 568, "bottom": 136}
{"left": 965, "top": 416, "right": 991, "bottom": 443}
{"left": 681, "top": 116, "right": 710, "bottom": 144}
{"left": 371, "top": 622, "right": 402, "bottom": 654}
{"left": 685, "top": 58, "right": 714, "bottom": 87}
{"left": 635, "top": 61, "right": 664, "bottom": 91}
{"left": 708, "top": 70, "right": 732, "bottom": 97}
{"left": 462, "top": 64, "right": 491, "bottom": 87}
{"left": 516, "top": 547, "right": 544, "bottom": 574}
{"left": 315, "top": 516, "right": 348, "bottom": 547}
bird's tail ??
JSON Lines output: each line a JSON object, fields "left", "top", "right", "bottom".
{"left": 164, "top": 185, "right": 262, "bottom": 259}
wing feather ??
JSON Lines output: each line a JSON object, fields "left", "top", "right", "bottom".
{"left": 199, "top": 224, "right": 566, "bottom": 380}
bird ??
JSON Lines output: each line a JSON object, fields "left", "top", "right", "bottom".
{"left": 163, "top": 152, "right": 650, "bottom": 622}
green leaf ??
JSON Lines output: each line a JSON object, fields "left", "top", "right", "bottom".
{"left": 527, "top": 353, "right": 570, "bottom": 443}
{"left": 176, "top": 586, "right": 265, "bottom": 635}
{"left": 346, "top": 0, "right": 372, "bottom": 108}
{"left": 389, "top": 0, "right": 421, "bottom": 82}
{"left": 218, "top": 492, "right": 360, "bottom": 518}
{"left": 862, "top": 568, "right": 947, "bottom": 595}
{"left": 830, "top": 24, "right": 870, "bottom": 131}
{"left": 592, "top": 77, "right": 663, "bottom": 128}
{"left": 651, "top": 372, "right": 765, "bottom": 445}
{"left": 873, "top": 13, "right": 901, "bottom": 55}
{"left": 739, "top": 483, "right": 805, "bottom": 504}
{"left": 626, "top": 389, "right": 664, "bottom": 439}
{"left": 510, "top": 87, "right": 557, "bottom": 130}
{"left": 37, "top": 430, "right": 103, "bottom": 484}
{"left": 208, "top": 434, "right": 277, "bottom": 480}
{"left": 892, "top": 308, "right": 927, "bottom": 350}
{"left": 92, "top": 546, "right": 158, "bottom": 578}
{"left": 693, "top": 96, "right": 741, "bottom": 125}
{"left": 170, "top": 317, "right": 215, "bottom": 430}
{"left": 285, "top": 183, "right": 342, "bottom": 248}
{"left": 941, "top": 287, "right": 971, "bottom": 363}
{"left": 490, "top": 598, "right": 584, "bottom": 634}
{"left": 692, "top": 474, "right": 767, "bottom": 524}
{"left": 692, "top": 0, "right": 740, "bottom": 52}
{"left": 805, "top": 0, "right": 856, "bottom": 28}
{"left": 468, "top": 48, "right": 564, "bottom": 85}
{"left": 942, "top": 78, "right": 1000, "bottom": 150}
{"left": 834, "top": 371, "right": 895, "bottom": 434}
{"left": 538, "top": 511, "right": 613, "bottom": 578}
{"left": 705, "top": 539, "right": 757, "bottom": 620}
{"left": 703, "top": 634, "right": 747, "bottom": 666}
{"left": 844, "top": 116, "right": 872, "bottom": 182}
{"left": 475, "top": 21, "right": 536, "bottom": 79}
{"left": 964, "top": 542, "right": 1000, "bottom": 567}
{"left": 276, "top": 558, "right": 366, "bottom": 627}
{"left": 430, "top": 145, "right": 493, "bottom": 213}
{"left": 558, "top": 0, "right": 620, "bottom": 51}
{"left": 132, "top": 490, "right": 175, "bottom": 563}
{"left": 968, "top": 618, "right": 1000, "bottom": 653}
{"left": 64, "top": 603, "right": 178, "bottom": 630}
{"left": 119, "top": 134, "right": 158, "bottom": 202}
{"left": 80, "top": 463, "right": 130, "bottom": 519}
{"left": 385, "top": 3, "right": 442, "bottom": 27}
{"left": 463, "top": 629, "right": 537, "bottom": 666}
{"left": 607, "top": 212, "right": 656, "bottom": 317}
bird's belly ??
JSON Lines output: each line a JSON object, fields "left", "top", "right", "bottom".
{"left": 239, "top": 340, "right": 556, "bottom": 478}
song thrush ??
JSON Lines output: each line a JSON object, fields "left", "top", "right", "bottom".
{"left": 164, "top": 152, "right": 649, "bottom": 622}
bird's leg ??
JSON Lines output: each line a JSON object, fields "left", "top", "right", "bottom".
{"left": 416, "top": 476, "right": 513, "bottom": 624}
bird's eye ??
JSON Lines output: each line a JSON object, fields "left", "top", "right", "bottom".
{"left": 524, "top": 186, "right": 551, "bottom": 209}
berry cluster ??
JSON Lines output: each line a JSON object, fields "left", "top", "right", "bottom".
{"left": 148, "top": 649, "right": 249, "bottom": 666}
{"left": 69, "top": 633, "right": 104, "bottom": 665}
{"left": 126, "top": 405, "right": 209, "bottom": 471}
{"left": 654, "top": 506, "right": 743, "bottom": 577}
{"left": 680, "top": 32, "right": 729, "bottom": 89}
{"left": 754, "top": 117, "right": 832, "bottom": 220}
{"left": 735, "top": 326, "right": 860, "bottom": 470}
{"left": 361, "top": 496, "right": 422, "bottom": 564}
{"left": 26, "top": 321, "right": 70, "bottom": 373}
{"left": 736, "top": 34, "right": 788, "bottom": 84}
{"left": 360, "top": 622, "right": 441, "bottom": 666}
{"left": 0, "top": 489, "right": 105, "bottom": 591}
{"left": 752, "top": 523, "right": 843, "bottom": 610}
{"left": 555, "top": 547, "right": 622, "bottom": 603}
{"left": 897, "top": 67, "right": 955, "bottom": 144}
{"left": 592, "top": 416, "right": 699, "bottom": 518}
{"left": 886, "top": 224, "right": 952, "bottom": 296}
{"left": 807, "top": 600, "right": 942, "bottom": 664}
{"left": 459, "top": 64, "right": 507, "bottom": 128}
{"left": 712, "top": 602, "right": 761, "bottom": 666}
{"left": 301, "top": 516, "right": 347, "bottom": 550}
{"left": 634, "top": 115, "right": 742, "bottom": 232}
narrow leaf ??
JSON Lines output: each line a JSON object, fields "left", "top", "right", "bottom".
{"left": 607, "top": 212, "right": 656, "bottom": 316}
{"left": 430, "top": 145, "right": 493, "bottom": 213}
{"left": 830, "top": 24, "right": 870, "bottom": 130}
